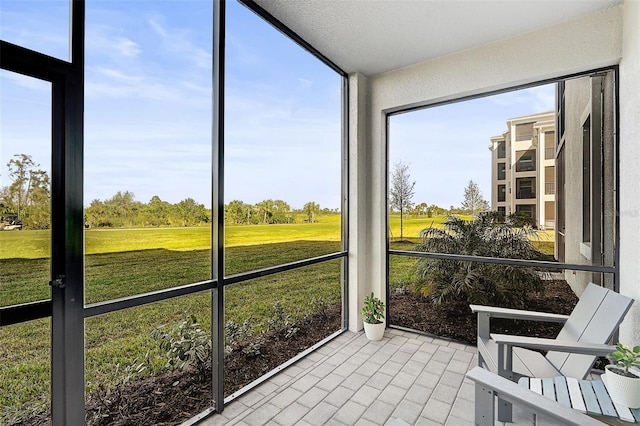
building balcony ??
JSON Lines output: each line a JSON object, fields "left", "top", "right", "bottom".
{"left": 545, "top": 182, "right": 556, "bottom": 194}
{"left": 545, "top": 147, "right": 555, "bottom": 160}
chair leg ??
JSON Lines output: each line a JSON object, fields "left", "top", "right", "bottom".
{"left": 497, "top": 343, "right": 513, "bottom": 422}
{"left": 497, "top": 396, "right": 513, "bottom": 423}
{"left": 475, "top": 382, "right": 495, "bottom": 426}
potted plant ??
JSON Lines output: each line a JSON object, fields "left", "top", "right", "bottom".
{"left": 361, "top": 292, "right": 385, "bottom": 341}
{"left": 605, "top": 343, "right": 640, "bottom": 408}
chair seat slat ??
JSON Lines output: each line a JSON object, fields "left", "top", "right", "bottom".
{"left": 530, "top": 378, "right": 543, "bottom": 395}
{"left": 542, "top": 377, "right": 556, "bottom": 401}
{"left": 591, "top": 379, "right": 618, "bottom": 417}
{"left": 567, "top": 377, "right": 586, "bottom": 413}
{"left": 554, "top": 376, "right": 571, "bottom": 407}
{"left": 579, "top": 380, "right": 602, "bottom": 415}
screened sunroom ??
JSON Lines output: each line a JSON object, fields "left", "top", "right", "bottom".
{"left": 1, "top": 1, "right": 639, "bottom": 425}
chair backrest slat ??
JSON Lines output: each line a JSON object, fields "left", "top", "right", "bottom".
{"left": 546, "top": 283, "right": 633, "bottom": 378}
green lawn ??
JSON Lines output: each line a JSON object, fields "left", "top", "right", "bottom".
{"left": 0, "top": 217, "right": 343, "bottom": 424}
{"left": 387, "top": 214, "right": 476, "bottom": 243}
{"left": 0, "top": 213, "right": 555, "bottom": 424}
{"left": 0, "top": 214, "right": 342, "bottom": 260}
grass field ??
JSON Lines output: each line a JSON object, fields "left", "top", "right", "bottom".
{"left": 0, "top": 213, "right": 555, "bottom": 423}
{"left": 0, "top": 215, "right": 343, "bottom": 424}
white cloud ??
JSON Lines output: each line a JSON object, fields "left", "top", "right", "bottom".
{"left": 115, "top": 37, "right": 142, "bottom": 58}
{"left": 146, "top": 15, "right": 212, "bottom": 70}
{"left": 148, "top": 17, "right": 168, "bottom": 39}
{"left": 93, "top": 67, "right": 142, "bottom": 82}
{"left": 0, "top": 71, "right": 50, "bottom": 92}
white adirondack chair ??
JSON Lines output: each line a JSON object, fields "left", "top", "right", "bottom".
{"left": 470, "top": 282, "right": 634, "bottom": 421}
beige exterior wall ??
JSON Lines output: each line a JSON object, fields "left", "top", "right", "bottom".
{"left": 489, "top": 135, "right": 508, "bottom": 213}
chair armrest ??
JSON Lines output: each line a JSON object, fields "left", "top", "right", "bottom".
{"left": 491, "top": 333, "right": 615, "bottom": 357}
{"left": 470, "top": 305, "right": 569, "bottom": 323}
{"left": 466, "top": 367, "right": 606, "bottom": 426}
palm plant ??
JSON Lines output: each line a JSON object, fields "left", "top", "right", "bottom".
{"left": 413, "top": 213, "right": 547, "bottom": 307}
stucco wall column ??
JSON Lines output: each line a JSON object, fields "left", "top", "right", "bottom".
{"left": 348, "top": 72, "right": 374, "bottom": 332}
{"left": 619, "top": 0, "right": 640, "bottom": 347}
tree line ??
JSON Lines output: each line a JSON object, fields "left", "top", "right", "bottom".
{"left": 88, "top": 198, "right": 336, "bottom": 228}
{"left": 2, "top": 154, "right": 491, "bottom": 231}
{"left": 1, "top": 154, "right": 337, "bottom": 230}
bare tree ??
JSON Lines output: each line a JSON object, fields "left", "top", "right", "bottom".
{"left": 461, "top": 180, "right": 489, "bottom": 214}
{"left": 389, "top": 161, "right": 416, "bottom": 240}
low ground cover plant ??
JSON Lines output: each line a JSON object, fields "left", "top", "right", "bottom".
{"left": 152, "top": 315, "right": 211, "bottom": 378}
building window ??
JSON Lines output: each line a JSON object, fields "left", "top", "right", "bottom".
{"left": 516, "top": 178, "right": 536, "bottom": 199}
{"left": 515, "top": 122, "right": 534, "bottom": 141}
{"left": 516, "top": 204, "right": 536, "bottom": 222}
{"left": 516, "top": 150, "right": 536, "bottom": 172}
{"left": 497, "top": 140, "right": 506, "bottom": 158}
{"left": 497, "top": 163, "right": 506, "bottom": 180}
{"left": 497, "top": 184, "right": 506, "bottom": 202}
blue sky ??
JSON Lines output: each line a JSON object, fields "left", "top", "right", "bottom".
{"left": 389, "top": 84, "right": 555, "bottom": 208}
{"left": 1, "top": 1, "right": 553, "bottom": 211}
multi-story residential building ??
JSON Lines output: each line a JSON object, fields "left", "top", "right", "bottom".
{"left": 489, "top": 112, "right": 556, "bottom": 229}
{"left": 489, "top": 71, "right": 615, "bottom": 295}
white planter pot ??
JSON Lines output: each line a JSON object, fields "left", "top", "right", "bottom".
{"left": 605, "top": 365, "right": 640, "bottom": 408}
{"left": 363, "top": 321, "right": 385, "bottom": 341}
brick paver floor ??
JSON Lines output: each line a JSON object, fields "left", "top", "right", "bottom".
{"left": 201, "top": 328, "right": 479, "bottom": 425}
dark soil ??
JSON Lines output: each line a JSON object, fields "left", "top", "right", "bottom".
{"left": 18, "top": 306, "right": 342, "bottom": 426}
{"left": 19, "top": 280, "right": 584, "bottom": 426}
{"left": 390, "top": 280, "right": 579, "bottom": 345}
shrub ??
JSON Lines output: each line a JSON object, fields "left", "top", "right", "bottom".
{"left": 268, "top": 301, "right": 299, "bottom": 339}
{"left": 507, "top": 211, "right": 537, "bottom": 228}
{"left": 225, "top": 318, "right": 262, "bottom": 358}
{"left": 151, "top": 315, "right": 211, "bottom": 376}
{"left": 414, "top": 213, "right": 546, "bottom": 307}
{"left": 309, "top": 296, "right": 329, "bottom": 319}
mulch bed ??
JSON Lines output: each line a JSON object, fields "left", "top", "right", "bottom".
{"left": 19, "top": 280, "right": 583, "bottom": 426}
{"left": 18, "top": 306, "right": 342, "bottom": 426}
{"left": 390, "top": 279, "right": 579, "bottom": 345}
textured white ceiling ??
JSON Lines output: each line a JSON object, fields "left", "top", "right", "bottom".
{"left": 251, "top": 0, "right": 623, "bottom": 76}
